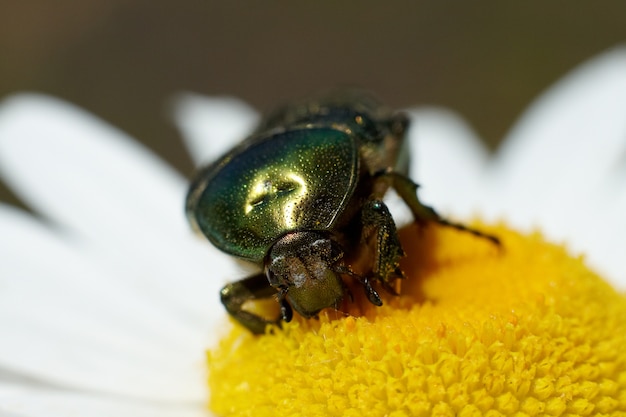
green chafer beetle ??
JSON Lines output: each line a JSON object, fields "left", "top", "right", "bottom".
{"left": 186, "top": 91, "right": 499, "bottom": 334}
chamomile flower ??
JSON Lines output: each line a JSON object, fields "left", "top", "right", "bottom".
{"left": 0, "top": 46, "right": 625, "bottom": 416}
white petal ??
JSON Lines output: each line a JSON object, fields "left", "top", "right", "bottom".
{"left": 171, "top": 93, "right": 259, "bottom": 167}
{"left": 0, "top": 204, "right": 216, "bottom": 403}
{"left": 571, "top": 167, "right": 626, "bottom": 288}
{"left": 0, "top": 93, "right": 187, "bottom": 239}
{"left": 486, "top": 45, "right": 626, "bottom": 225}
{"left": 483, "top": 46, "right": 626, "bottom": 287}
{"left": 0, "top": 93, "right": 240, "bottom": 328}
{"left": 406, "top": 106, "right": 489, "bottom": 219}
{"left": 0, "top": 383, "right": 212, "bottom": 417}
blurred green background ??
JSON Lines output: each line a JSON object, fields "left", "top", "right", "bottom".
{"left": 1, "top": 1, "right": 625, "bottom": 207}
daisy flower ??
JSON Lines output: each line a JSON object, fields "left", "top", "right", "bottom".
{"left": 0, "top": 46, "right": 625, "bottom": 416}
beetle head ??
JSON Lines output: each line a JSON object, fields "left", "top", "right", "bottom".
{"left": 265, "top": 231, "right": 345, "bottom": 319}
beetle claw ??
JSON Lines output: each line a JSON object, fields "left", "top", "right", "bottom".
{"left": 362, "top": 277, "right": 383, "bottom": 306}
{"left": 280, "top": 296, "right": 293, "bottom": 322}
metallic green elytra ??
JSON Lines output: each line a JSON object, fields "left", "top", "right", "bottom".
{"left": 188, "top": 128, "right": 357, "bottom": 261}
{"left": 186, "top": 90, "right": 499, "bottom": 334}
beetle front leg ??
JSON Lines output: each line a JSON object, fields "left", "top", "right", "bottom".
{"left": 360, "top": 199, "right": 406, "bottom": 295}
{"left": 220, "top": 273, "right": 283, "bottom": 334}
{"left": 384, "top": 171, "right": 500, "bottom": 245}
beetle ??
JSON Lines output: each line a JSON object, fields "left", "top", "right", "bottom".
{"left": 186, "top": 90, "right": 499, "bottom": 334}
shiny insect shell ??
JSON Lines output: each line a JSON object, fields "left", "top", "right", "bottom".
{"left": 186, "top": 91, "right": 498, "bottom": 334}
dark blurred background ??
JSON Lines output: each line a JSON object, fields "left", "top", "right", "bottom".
{"left": 1, "top": 1, "right": 626, "bottom": 207}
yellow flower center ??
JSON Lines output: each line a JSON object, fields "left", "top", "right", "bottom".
{"left": 208, "top": 224, "right": 626, "bottom": 417}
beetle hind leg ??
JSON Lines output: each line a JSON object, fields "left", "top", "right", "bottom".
{"left": 386, "top": 171, "right": 500, "bottom": 245}
{"left": 220, "top": 273, "right": 282, "bottom": 334}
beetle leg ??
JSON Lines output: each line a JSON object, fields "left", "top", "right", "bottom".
{"left": 361, "top": 276, "right": 383, "bottom": 306}
{"left": 335, "top": 265, "right": 381, "bottom": 306}
{"left": 360, "top": 199, "right": 407, "bottom": 295}
{"left": 220, "top": 273, "right": 281, "bottom": 334}
{"left": 278, "top": 290, "right": 294, "bottom": 323}
{"left": 384, "top": 171, "right": 501, "bottom": 245}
